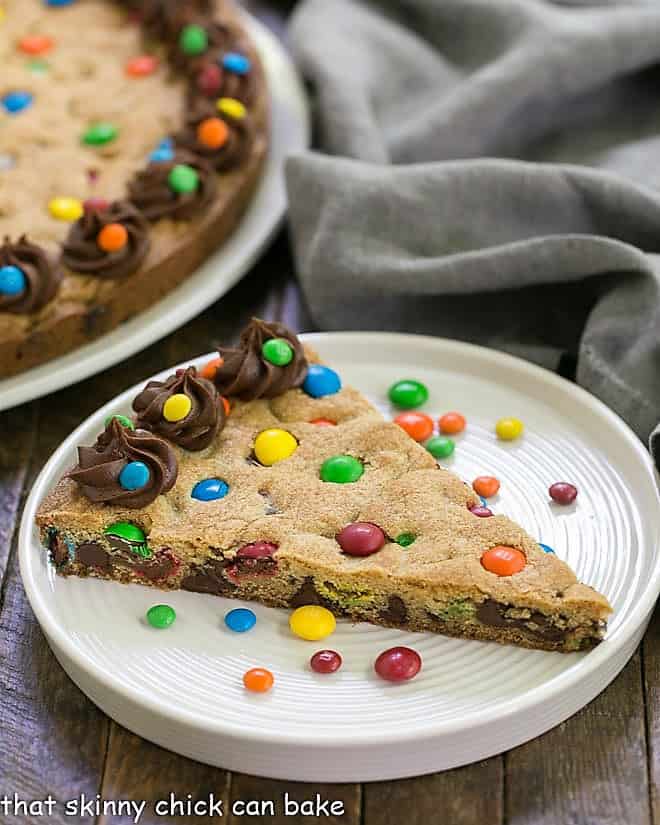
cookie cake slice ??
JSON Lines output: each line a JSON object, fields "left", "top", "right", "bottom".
{"left": 36, "top": 319, "right": 611, "bottom": 652}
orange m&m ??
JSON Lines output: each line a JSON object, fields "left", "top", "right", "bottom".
{"left": 97, "top": 223, "right": 128, "bottom": 252}
{"left": 472, "top": 475, "right": 500, "bottom": 498}
{"left": 311, "top": 418, "right": 335, "bottom": 427}
{"left": 126, "top": 55, "right": 159, "bottom": 77}
{"left": 200, "top": 356, "right": 223, "bottom": 380}
{"left": 243, "top": 667, "right": 274, "bottom": 693}
{"left": 19, "top": 35, "right": 54, "bottom": 56}
{"left": 197, "top": 117, "right": 228, "bottom": 149}
{"left": 394, "top": 411, "right": 434, "bottom": 442}
{"left": 481, "top": 546, "right": 526, "bottom": 576}
{"left": 438, "top": 412, "right": 466, "bottom": 435}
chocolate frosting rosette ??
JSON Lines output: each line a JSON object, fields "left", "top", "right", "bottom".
{"left": 174, "top": 97, "right": 254, "bottom": 172}
{"left": 67, "top": 417, "right": 178, "bottom": 508}
{"left": 132, "top": 366, "right": 225, "bottom": 450}
{"left": 0, "top": 236, "right": 62, "bottom": 314}
{"left": 169, "top": 17, "right": 235, "bottom": 74}
{"left": 128, "top": 150, "right": 217, "bottom": 221}
{"left": 61, "top": 201, "right": 150, "bottom": 279}
{"left": 117, "top": 0, "right": 213, "bottom": 41}
{"left": 189, "top": 43, "right": 258, "bottom": 106}
{"left": 214, "top": 318, "right": 309, "bottom": 400}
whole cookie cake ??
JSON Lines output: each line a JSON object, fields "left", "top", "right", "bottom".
{"left": 36, "top": 319, "right": 612, "bottom": 653}
{"left": 0, "top": 0, "right": 268, "bottom": 376}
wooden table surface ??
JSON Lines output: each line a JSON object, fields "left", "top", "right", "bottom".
{"left": 1, "top": 5, "right": 659, "bottom": 825}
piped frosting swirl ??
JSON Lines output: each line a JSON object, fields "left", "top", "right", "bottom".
{"left": 0, "top": 236, "right": 62, "bottom": 314}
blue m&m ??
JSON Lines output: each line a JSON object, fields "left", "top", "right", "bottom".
{"left": 0, "top": 266, "right": 27, "bottom": 296}
{"left": 225, "top": 607, "right": 256, "bottom": 633}
{"left": 149, "top": 137, "right": 174, "bottom": 163}
{"left": 2, "top": 91, "right": 33, "bottom": 114}
{"left": 303, "top": 365, "right": 341, "bottom": 398}
{"left": 539, "top": 543, "right": 555, "bottom": 554}
{"left": 222, "top": 52, "right": 251, "bottom": 75}
{"left": 45, "top": 0, "right": 77, "bottom": 6}
{"left": 192, "top": 478, "right": 229, "bottom": 501}
{"left": 119, "top": 461, "right": 150, "bottom": 491}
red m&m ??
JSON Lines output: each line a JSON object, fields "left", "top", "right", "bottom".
{"left": 549, "top": 482, "right": 578, "bottom": 505}
{"left": 336, "top": 522, "right": 386, "bottom": 557}
{"left": 310, "top": 650, "right": 342, "bottom": 674}
{"left": 375, "top": 646, "right": 422, "bottom": 682}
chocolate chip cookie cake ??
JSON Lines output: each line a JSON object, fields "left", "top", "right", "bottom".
{"left": 0, "top": 0, "right": 267, "bottom": 376}
{"left": 35, "top": 319, "right": 612, "bottom": 652}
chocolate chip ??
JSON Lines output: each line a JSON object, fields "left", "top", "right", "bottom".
{"left": 476, "top": 599, "right": 565, "bottom": 642}
{"left": 48, "top": 531, "right": 69, "bottom": 568}
{"left": 289, "top": 577, "right": 334, "bottom": 609}
{"left": 76, "top": 541, "right": 111, "bottom": 570}
{"left": 181, "top": 559, "right": 235, "bottom": 595}
{"left": 380, "top": 595, "right": 407, "bottom": 624}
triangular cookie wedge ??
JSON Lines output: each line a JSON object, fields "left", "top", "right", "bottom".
{"left": 36, "top": 319, "right": 611, "bottom": 652}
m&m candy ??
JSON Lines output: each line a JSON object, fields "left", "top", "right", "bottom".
{"left": 146, "top": 604, "right": 176, "bottom": 629}
{"left": 125, "top": 55, "right": 158, "bottom": 77}
{"left": 2, "top": 91, "right": 33, "bottom": 114}
{"left": 196, "top": 117, "right": 228, "bottom": 150}
{"left": 374, "top": 646, "right": 421, "bottom": 682}
{"left": 84, "top": 197, "right": 109, "bottom": 213}
{"left": 149, "top": 138, "right": 174, "bottom": 163}
{"left": 97, "top": 223, "right": 128, "bottom": 252}
{"left": 262, "top": 337, "right": 294, "bottom": 367}
{"left": 468, "top": 505, "right": 493, "bottom": 518}
{"left": 119, "top": 460, "right": 150, "bottom": 491}
{"left": 310, "top": 418, "right": 335, "bottom": 427}
{"left": 26, "top": 58, "right": 49, "bottom": 74}
{"left": 222, "top": 52, "right": 251, "bottom": 75}
{"left": 180, "top": 23, "right": 208, "bottom": 55}
{"left": 236, "top": 541, "right": 277, "bottom": 560}
{"left": 191, "top": 478, "right": 229, "bottom": 501}
{"left": 104, "top": 521, "right": 149, "bottom": 557}
{"left": 253, "top": 428, "right": 297, "bottom": 466}
{"left": 0, "top": 265, "right": 26, "bottom": 296}
{"left": 426, "top": 435, "right": 455, "bottom": 459}
{"left": 549, "top": 482, "right": 578, "bottom": 505}
{"left": 82, "top": 122, "right": 118, "bottom": 146}
{"left": 45, "top": 0, "right": 77, "bottom": 5}
{"left": 19, "top": 35, "right": 54, "bottom": 55}
{"left": 320, "top": 455, "right": 363, "bottom": 484}
{"left": 310, "top": 650, "right": 342, "bottom": 674}
{"left": 225, "top": 607, "right": 256, "bottom": 633}
{"left": 539, "top": 543, "right": 555, "bottom": 554}
{"left": 472, "top": 476, "right": 500, "bottom": 498}
{"left": 438, "top": 412, "right": 466, "bottom": 435}
{"left": 395, "top": 532, "right": 416, "bottom": 547}
{"left": 217, "top": 97, "right": 246, "bottom": 120}
{"left": 290, "top": 605, "right": 336, "bottom": 641}
{"left": 496, "top": 417, "right": 524, "bottom": 441}
{"left": 481, "top": 546, "right": 526, "bottom": 576}
{"left": 105, "top": 414, "right": 133, "bottom": 429}
{"left": 163, "top": 393, "right": 191, "bottom": 422}
{"left": 200, "top": 356, "right": 223, "bottom": 380}
{"left": 303, "top": 364, "right": 341, "bottom": 398}
{"left": 388, "top": 379, "right": 428, "bottom": 409}
{"left": 48, "top": 197, "right": 83, "bottom": 221}
{"left": 168, "top": 164, "right": 199, "bottom": 194}
{"left": 243, "top": 667, "right": 274, "bottom": 693}
{"left": 197, "top": 63, "right": 223, "bottom": 96}
{"left": 394, "top": 411, "right": 433, "bottom": 442}
{"left": 336, "top": 522, "right": 386, "bottom": 557}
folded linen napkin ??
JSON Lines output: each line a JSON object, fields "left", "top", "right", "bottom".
{"left": 286, "top": 0, "right": 660, "bottom": 469}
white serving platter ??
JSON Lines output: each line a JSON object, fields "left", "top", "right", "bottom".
{"left": 19, "top": 333, "right": 660, "bottom": 782}
{"left": 0, "top": 14, "right": 309, "bottom": 412}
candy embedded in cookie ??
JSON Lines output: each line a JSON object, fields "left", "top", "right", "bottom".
{"left": 128, "top": 151, "right": 217, "bottom": 221}
{"left": 0, "top": 236, "right": 62, "bottom": 313}
{"left": 213, "top": 318, "right": 308, "bottom": 400}
{"left": 174, "top": 97, "right": 254, "bottom": 172}
{"left": 132, "top": 365, "right": 225, "bottom": 450}
{"left": 67, "top": 417, "right": 177, "bottom": 508}
{"left": 61, "top": 201, "right": 150, "bottom": 278}
{"left": 190, "top": 48, "right": 257, "bottom": 105}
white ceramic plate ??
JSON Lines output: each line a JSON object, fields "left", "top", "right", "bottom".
{"left": 0, "top": 16, "right": 309, "bottom": 413}
{"left": 19, "top": 333, "right": 660, "bottom": 782}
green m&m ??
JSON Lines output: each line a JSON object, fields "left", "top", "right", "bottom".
{"left": 262, "top": 338, "right": 293, "bottom": 366}
{"left": 146, "top": 604, "right": 176, "bottom": 629}
{"left": 426, "top": 436, "right": 455, "bottom": 459}
{"left": 388, "top": 379, "right": 428, "bottom": 410}
{"left": 104, "top": 521, "right": 150, "bottom": 558}
{"left": 104, "top": 414, "right": 134, "bottom": 430}
{"left": 320, "top": 455, "right": 364, "bottom": 484}
{"left": 395, "top": 532, "right": 416, "bottom": 547}
{"left": 82, "top": 122, "right": 119, "bottom": 146}
{"left": 179, "top": 24, "right": 208, "bottom": 56}
{"left": 168, "top": 164, "right": 199, "bottom": 194}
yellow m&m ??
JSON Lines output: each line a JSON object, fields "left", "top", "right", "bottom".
{"left": 48, "top": 197, "right": 83, "bottom": 222}
{"left": 217, "top": 97, "right": 246, "bottom": 120}
{"left": 495, "top": 417, "right": 524, "bottom": 441}
{"left": 289, "top": 605, "right": 336, "bottom": 641}
{"left": 253, "top": 428, "right": 297, "bottom": 466}
{"left": 163, "top": 393, "right": 192, "bottom": 422}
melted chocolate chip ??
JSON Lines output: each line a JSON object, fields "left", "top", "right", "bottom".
{"left": 380, "top": 595, "right": 407, "bottom": 625}
{"left": 476, "top": 599, "right": 565, "bottom": 642}
{"left": 113, "top": 549, "right": 177, "bottom": 581}
{"left": 181, "top": 559, "right": 236, "bottom": 596}
{"left": 48, "top": 532, "right": 69, "bottom": 568}
{"left": 289, "top": 577, "right": 334, "bottom": 610}
{"left": 76, "top": 541, "right": 111, "bottom": 571}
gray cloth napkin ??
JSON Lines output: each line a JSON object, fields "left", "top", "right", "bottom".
{"left": 285, "top": 0, "right": 660, "bottom": 470}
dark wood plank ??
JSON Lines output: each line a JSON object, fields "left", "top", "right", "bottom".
{"left": 98, "top": 725, "right": 230, "bottom": 825}
{"left": 506, "top": 650, "right": 650, "bottom": 825}
{"left": 363, "top": 761, "right": 503, "bottom": 825}
{"left": 643, "top": 607, "right": 660, "bottom": 825}
{"left": 227, "top": 775, "right": 360, "bottom": 825}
